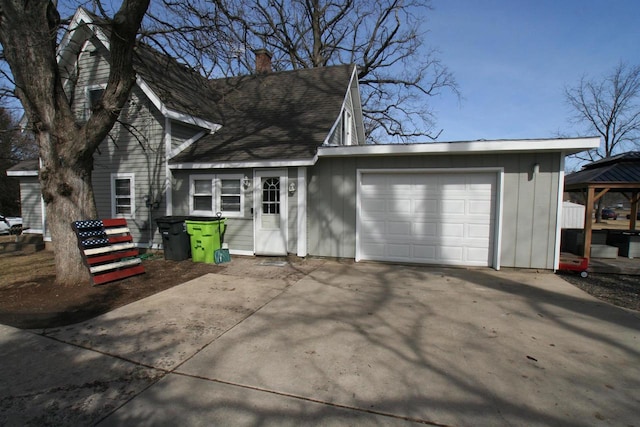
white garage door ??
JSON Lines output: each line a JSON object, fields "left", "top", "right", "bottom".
{"left": 358, "top": 171, "right": 497, "bottom": 267}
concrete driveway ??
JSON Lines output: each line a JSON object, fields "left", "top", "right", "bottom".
{"left": 1, "top": 259, "right": 639, "bottom": 426}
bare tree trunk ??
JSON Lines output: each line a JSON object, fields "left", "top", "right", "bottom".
{"left": 595, "top": 198, "right": 603, "bottom": 223}
{"left": 37, "top": 131, "right": 97, "bottom": 284}
{"left": 0, "top": 0, "right": 150, "bottom": 286}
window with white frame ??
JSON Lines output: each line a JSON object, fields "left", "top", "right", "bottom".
{"left": 192, "top": 176, "right": 214, "bottom": 213}
{"left": 111, "top": 173, "right": 135, "bottom": 218}
{"left": 86, "top": 85, "right": 105, "bottom": 120}
{"left": 189, "top": 174, "right": 244, "bottom": 217}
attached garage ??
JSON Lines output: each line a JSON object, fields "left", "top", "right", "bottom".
{"left": 306, "top": 137, "right": 601, "bottom": 271}
{"left": 357, "top": 170, "right": 500, "bottom": 267}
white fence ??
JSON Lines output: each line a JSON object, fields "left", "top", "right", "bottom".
{"left": 562, "top": 201, "right": 585, "bottom": 229}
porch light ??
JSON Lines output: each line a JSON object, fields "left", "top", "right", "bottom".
{"left": 243, "top": 176, "right": 251, "bottom": 189}
{"left": 533, "top": 163, "right": 540, "bottom": 175}
{"left": 288, "top": 181, "right": 297, "bottom": 194}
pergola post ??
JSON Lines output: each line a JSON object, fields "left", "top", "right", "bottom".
{"left": 631, "top": 191, "right": 639, "bottom": 230}
{"left": 583, "top": 186, "right": 595, "bottom": 259}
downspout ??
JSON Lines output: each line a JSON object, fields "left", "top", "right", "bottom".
{"left": 164, "top": 117, "right": 173, "bottom": 216}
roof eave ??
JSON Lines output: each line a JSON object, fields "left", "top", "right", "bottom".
{"left": 169, "top": 157, "right": 317, "bottom": 169}
{"left": 317, "top": 137, "right": 601, "bottom": 157}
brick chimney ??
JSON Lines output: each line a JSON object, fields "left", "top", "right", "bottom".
{"left": 254, "top": 48, "right": 272, "bottom": 74}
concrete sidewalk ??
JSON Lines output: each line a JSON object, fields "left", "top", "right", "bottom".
{"left": 1, "top": 260, "right": 639, "bottom": 426}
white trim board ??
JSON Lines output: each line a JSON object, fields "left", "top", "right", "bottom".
{"left": 297, "top": 167, "right": 308, "bottom": 257}
{"left": 6, "top": 170, "right": 38, "bottom": 177}
{"left": 170, "top": 159, "right": 316, "bottom": 169}
{"left": 320, "top": 137, "right": 600, "bottom": 157}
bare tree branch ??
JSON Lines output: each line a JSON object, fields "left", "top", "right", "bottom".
{"left": 566, "top": 62, "right": 640, "bottom": 163}
{"left": 158, "top": 0, "right": 458, "bottom": 142}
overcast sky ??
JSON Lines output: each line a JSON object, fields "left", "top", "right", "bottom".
{"left": 425, "top": 0, "right": 640, "bottom": 143}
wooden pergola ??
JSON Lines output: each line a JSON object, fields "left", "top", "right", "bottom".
{"left": 564, "top": 152, "right": 640, "bottom": 258}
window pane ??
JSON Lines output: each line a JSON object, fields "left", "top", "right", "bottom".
{"left": 194, "top": 195, "right": 212, "bottom": 211}
{"left": 221, "top": 179, "right": 241, "bottom": 194}
{"left": 194, "top": 180, "right": 212, "bottom": 195}
{"left": 262, "top": 178, "right": 280, "bottom": 214}
{"left": 116, "top": 205, "right": 131, "bottom": 215}
{"left": 221, "top": 195, "right": 240, "bottom": 211}
{"left": 89, "top": 89, "right": 104, "bottom": 109}
{"left": 115, "top": 179, "right": 131, "bottom": 196}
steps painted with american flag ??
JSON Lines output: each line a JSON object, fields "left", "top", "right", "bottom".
{"left": 72, "top": 218, "right": 145, "bottom": 285}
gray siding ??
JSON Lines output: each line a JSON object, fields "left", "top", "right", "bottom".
{"left": 307, "top": 152, "right": 562, "bottom": 269}
{"left": 92, "top": 85, "right": 167, "bottom": 247}
{"left": 171, "top": 169, "right": 254, "bottom": 252}
{"left": 326, "top": 122, "right": 341, "bottom": 146}
{"left": 171, "top": 122, "right": 204, "bottom": 152}
{"left": 307, "top": 158, "right": 357, "bottom": 258}
{"left": 19, "top": 178, "right": 43, "bottom": 233}
{"left": 72, "top": 37, "right": 110, "bottom": 121}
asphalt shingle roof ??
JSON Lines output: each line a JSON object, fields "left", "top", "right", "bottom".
{"left": 166, "top": 64, "right": 354, "bottom": 164}
{"left": 132, "top": 43, "right": 354, "bottom": 164}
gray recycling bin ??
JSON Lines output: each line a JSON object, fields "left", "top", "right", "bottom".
{"left": 156, "top": 216, "right": 191, "bottom": 261}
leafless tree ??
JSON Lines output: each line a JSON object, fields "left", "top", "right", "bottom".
{"left": 0, "top": 105, "right": 36, "bottom": 215}
{"left": 0, "top": 0, "right": 150, "bottom": 284}
{"left": 565, "top": 62, "right": 640, "bottom": 162}
{"left": 565, "top": 62, "right": 640, "bottom": 221}
{"left": 153, "top": 0, "right": 458, "bottom": 142}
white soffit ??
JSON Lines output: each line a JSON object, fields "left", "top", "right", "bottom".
{"left": 318, "top": 137, "right": 601, "bottom": 157}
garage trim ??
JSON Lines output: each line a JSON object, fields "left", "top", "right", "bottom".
{"left": 356, "top": 168, "right": 504, "bottom": 269}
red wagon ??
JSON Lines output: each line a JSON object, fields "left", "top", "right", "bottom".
{"left": 558, "top": 253, "right": 589, "bottom": 278}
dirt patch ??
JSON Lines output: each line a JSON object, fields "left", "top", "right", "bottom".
{"left": 0, "top": 248, "right": 326, "bottom": 330}
{"left": 0, "top": 250, "right": 223, "bottom": 329}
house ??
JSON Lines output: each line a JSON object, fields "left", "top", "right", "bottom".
{"left": 8, "top": 8, "right": 600, "bottom": 271}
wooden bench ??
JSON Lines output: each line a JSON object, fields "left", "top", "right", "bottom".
{"left": 72, "top": 218, "right": 145, "bottom": 285}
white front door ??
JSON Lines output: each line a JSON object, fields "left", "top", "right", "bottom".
{"left": 255, "top": 170, "right": 288, "bottom": 255}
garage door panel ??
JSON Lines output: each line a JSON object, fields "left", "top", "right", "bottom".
{"left": 387, "top": 221, "right": 412, "bottom": 236}
{"left": 361, "top": 198, "right": 386, "bottom": 212}
{"left": 412, "top": 199, "right": 438, "bottom": 214}
{"left": 467, "top": 247, "right": 490, "bottom": 263}
{"left": 361, "top": 173, "right": 389, "bottom": 187}
{"left": 468, "top": 199, "right": 492, "bottom": 215}
{"left": 388, "top": 243, "right": 411, "bottom": 258}
{"left": 358, "top": 171, "right": 497, "bottom": 267}
{"left": 388, "top": 200, "right": 411, "bottom": 215}
{"left": 360, "top": 242, "right": 385, "bottom": 257}
{"left": 439, "top": 246, "right": 464, "bottom": 262}
{"left": 412, "top": 221, "right": 437, "bottom": 237}
{"left": 468, "top": 223, "right": 492, "bottom": 239}
{"left": 440, "top": 223, "right": 464, "bottom": 238}
{"left": 412, "top": 245, "right": 437, "bottom": 260}
{"left": 441, "top": 199, "right": 466, "bottom": 214}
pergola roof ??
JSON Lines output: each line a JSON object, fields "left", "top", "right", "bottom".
{"left": 565, "top": 152, "right": 640, "bottom": 191}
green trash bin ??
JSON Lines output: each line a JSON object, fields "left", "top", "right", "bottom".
{"left": 185, "top": 217, "right": 226, "bottom": 263}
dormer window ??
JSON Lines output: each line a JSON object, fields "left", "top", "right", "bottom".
{"left": 342, "top": 109, "right": 353, "bottom": 146}
{"left": 86, "top": 85, "right": 105, "bottom": 120}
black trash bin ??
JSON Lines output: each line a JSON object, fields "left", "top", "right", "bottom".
{"left": 156, "top": 216, "right": 191, "bottom": 261}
